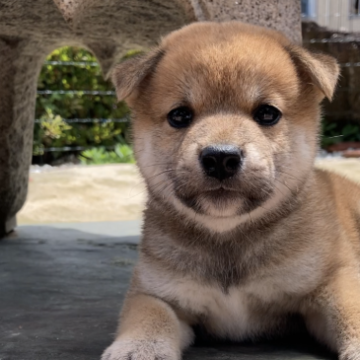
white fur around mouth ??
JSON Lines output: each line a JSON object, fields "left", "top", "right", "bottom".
{"left": 170, "top": 175, "right": 294, "bottom": 233}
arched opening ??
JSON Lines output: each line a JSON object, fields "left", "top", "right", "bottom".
{"left": 17, "top": 47, "right": 145, "bottom": 225}
{"left": 33, "top": 46, "right": 134, "bottom": 166}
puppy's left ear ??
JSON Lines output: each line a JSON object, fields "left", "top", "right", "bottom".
{"left": 111, "top": 49, "right": 164, "bottom": 101}
{"left": 287, "top": 45, "right": 340, "bottom": 101}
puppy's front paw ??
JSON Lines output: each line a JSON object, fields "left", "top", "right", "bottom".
{"left": 340, "top": 342, "right": 360, "bottom": 360}
{"left": 101, "top": 339, "right": 180, "bottom": 360}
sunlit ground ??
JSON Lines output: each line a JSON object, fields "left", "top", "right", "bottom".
{"left": 18, "top": 159, "right": 360, "bottom": 225}
{"left": 18, "top": 164, "right": 146, "bottom": 225}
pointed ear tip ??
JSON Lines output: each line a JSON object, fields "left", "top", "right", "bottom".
{"left": 324, "top": 85, "right": 337, "bottom": 101}
{"left": 110, "top": 65, "right": 121, "bottom": 85}
{"left": 115, "top": 88, "right": 127, "bottom": 102}
{"left": 327, "top": 64, "right": 340, "bottom": 102}
{"left": 333, "top": 61, "right": 340, "bottom": 77}
{"left": 110, "top": 63, "right": 129, "bottom": 100}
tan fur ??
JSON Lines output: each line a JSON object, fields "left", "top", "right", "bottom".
{"left": 102, "top": 22, "right": 360, "bottom": 360}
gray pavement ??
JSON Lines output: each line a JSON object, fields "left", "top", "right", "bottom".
{"left": 0, "top": 222, "right": 336, "bottom": 359}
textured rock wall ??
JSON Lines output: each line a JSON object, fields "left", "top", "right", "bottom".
{"left": 0, "top": 39, "right": 45, "bottom": 235}
{"left": 0, "top": 0, "right": 301, "bottom": 237}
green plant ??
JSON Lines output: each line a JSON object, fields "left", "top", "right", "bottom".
{"left": 80, "top": 144, "right": 135, "bottom": 165}
{"left": 33, "top": 108, "right": 73, "bottom": 156}
{"left": 321, "top": 120, "right": 360, "bottom": 148}
{"left": 34, "top": 46, "right": 132, "bottom": 164}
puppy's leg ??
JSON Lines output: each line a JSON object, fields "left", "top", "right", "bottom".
{"left": 101, "top": 292, "right": 194, "bottom": 360}
{"left": 304, "top": 269, "right": 360, "bottom": 360}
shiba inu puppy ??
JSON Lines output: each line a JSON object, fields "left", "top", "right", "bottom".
{"left": 101, "top": 22, "right": 360, "bottom": 360}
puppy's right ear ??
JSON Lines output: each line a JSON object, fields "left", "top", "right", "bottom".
{"left": 111, "top": 49, "right": 164, "bottom": 101}
{"left": 286, "top": 45, "right": 339, "bottom": 101}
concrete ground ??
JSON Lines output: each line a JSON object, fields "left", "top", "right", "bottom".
{"left": 18, "top": 158, "right": 360, "bottom": 225}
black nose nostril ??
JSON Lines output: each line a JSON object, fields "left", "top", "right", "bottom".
{"left": 224, "top": 156, "right": 240, "bottom": 173}
{"left": 202, "top": 156, "right": 217, "bottom": 173}
{"left": 200, "top": 145, "right": 242, "bottom": 181}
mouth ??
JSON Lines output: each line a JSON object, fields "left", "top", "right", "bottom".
{"left": 203, "top": 186, "right": 238, "bottom": 198}
{"left": 175, "top": 184, "right": 241, "bottom": 214}
{"left": 174, "top": 177, "right": 273, "bottom": 217}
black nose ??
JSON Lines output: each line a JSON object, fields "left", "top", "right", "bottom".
{"left": 200, "top": 145, "right": 242, "bottom": 181}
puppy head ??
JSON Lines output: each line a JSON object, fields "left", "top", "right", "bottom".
{"left": 112, "top": 22, "right": 339, "bottom": 232}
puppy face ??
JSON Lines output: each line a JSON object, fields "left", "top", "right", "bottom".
{"left": 113, "top": 22, "right": 339, "bottom": 229}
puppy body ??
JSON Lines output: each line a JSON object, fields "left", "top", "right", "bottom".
{"left": 138, "top": 170, "right": 360, "bottom": 344}
{"left": 102, "top": 22, "right": 360, "bottom": 360}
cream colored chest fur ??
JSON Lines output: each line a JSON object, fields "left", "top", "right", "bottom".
{"left": 137, "top": 250, "right": 324, "bottom": 339}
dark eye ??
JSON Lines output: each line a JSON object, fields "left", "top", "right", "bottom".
{"left": 167, "top": 106, "right": 193, "bottom": 128}
{"left": 253, "top": 104, "right": 282, "bottom": 126}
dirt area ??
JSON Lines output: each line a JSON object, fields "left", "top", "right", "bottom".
{"left": 18, "top": 164, "right": 146, "bottom": 224}
{"left": 17, "top": 159, "right": 360, "bottom": 225}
